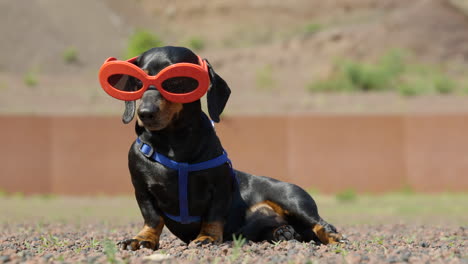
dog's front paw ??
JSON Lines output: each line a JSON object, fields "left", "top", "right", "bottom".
{"left": 191, "top": 235, "right": 218, "bottom": 246}
{"left": 117, "top": 238, "right": 158, "bottom": 251}
{"left": 190, "top": 221, "right": 223, "bottom": 246}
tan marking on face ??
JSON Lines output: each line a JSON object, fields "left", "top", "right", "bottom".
{"left": 312, "top": 224, "right": 343, "bottom": 244}
{"left": 136, "top": 98, "right": 183, "bottom": 131}
{"left": 193, "top": 221, "right": 223, "bottom": 244}
{"left": 132, "top": 218, "right": 165, "bottom": 249}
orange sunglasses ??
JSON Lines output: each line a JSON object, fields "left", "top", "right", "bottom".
{"left": 98, "top": 56, "right": 210, "bottom": 103}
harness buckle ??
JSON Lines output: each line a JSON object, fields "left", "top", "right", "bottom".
{"left": 139, "top": 143, "right": 154, "bottom": 158}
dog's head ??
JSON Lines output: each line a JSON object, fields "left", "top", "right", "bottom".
{"left": 121, "top": 46, "right": 230, "bottom": 131}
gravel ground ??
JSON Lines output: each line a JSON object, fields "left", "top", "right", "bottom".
{"left": 1, "top": 222, "right": 466, "bottom": 264}
{"left": 1, "top": 195, "right": 466, "bottom": 263}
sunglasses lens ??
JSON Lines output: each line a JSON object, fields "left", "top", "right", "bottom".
{"left": 161, "top": 77, "right": 199, "bottom": 94}
{"left": 108, "top": 74, "right": 143, "bottom": 91}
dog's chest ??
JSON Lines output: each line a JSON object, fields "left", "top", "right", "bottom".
{"left": 142, "top": 162, "right": 179, "bottom": 197}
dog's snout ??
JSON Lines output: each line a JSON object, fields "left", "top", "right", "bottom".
{"left": 138, "top": 104, "right": 159, "bottom": 121}
{"left": 137, "top": 89, "right": 161, "bottom": 122}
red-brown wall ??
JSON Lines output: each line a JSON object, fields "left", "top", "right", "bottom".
{"left": 1, "top": 114, "right": 467, "bottom": 195}
{"left": 404, "top": 114, "right": 468, "bottom": 192}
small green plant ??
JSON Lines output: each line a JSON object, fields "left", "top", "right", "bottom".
{"left": 62, "top": 46, "right": 78, "bottom": 64}
{"left": 344, "top": 52, "right": 404, "bottom": 92}
{"left": 308, "top": 52, "right": 404, "bottom": 93}
{"left": 40, "top": 235, "right": 51, "bottom": 247}
{"left": 335, "top": 189, "right": 357, "bottom": 202}
{"left": 371, "top": 235, "right": 385, "bottom": 245}
{"left": 350, "top": 63, "right": 386, "bottom": 91}
{"left": 440, "top": 235, "right": 458, "bottom": 241}
{"left": 36, "top": 247, "right": 44, "bottom": 255}
{"left": 40, "top": 234, "right": 65, "bottom": 248}
{"left": 40, "top": 236, "right": 52, "bottom": 248}
{"left": 404, "top": 235, "right": 415, "bottom": 244}
{"left": 90, "top": 237, "right": 100, "bottom": 248}
{"left": 397, "top": 79, "right": 427, "bottom": 96}
{"left": 233, "top": 234, "right": 246, "bottom": 248}
{"left": 378, "top": 49, "right": 406, "bottom": 77}
{"left": 333, "top": 247, "right": 349, "bottom": 256}
{"left": 255, "top": 64, "right": 275, "bottom": 90}
{"left": 340, "top": 50, "right": 405, "bottom": 92}
{"left": 103, "top": 239, "right": 118, "bottom": 264}
{"left": 303, "top": 23, "right": 322, "bottom": 34}
{"left": 0, "top": 188, "right": 7, "bottom": 197}
{"left": 433, "top": 74, "right": 456, "bottom": 94}
{"left": 230, "top": 234, "right": 246, "bottom": 262}
{"left": 125, "top": 29, "right": 163, "bottom": 59}
{"left": 24, "top": 241, "right": 32, "bottom": 250}
{"left": 186, "top": 36, "right": 205, "bottom": 51}
{"left": 24, "top": 69, "right": 39, "bottom": 87}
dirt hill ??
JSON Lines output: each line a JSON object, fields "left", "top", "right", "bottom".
{"left": 1, "top": 0, "right": 468, "bottom": 115}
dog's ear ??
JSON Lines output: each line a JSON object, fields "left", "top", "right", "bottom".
{"left": 120, "top": 58, "right": 141, "bottom": 124}
{"left": 205, "top": 59, "right": 231, "bottom": 123}
{"left": 122, "top": 101, "right": 136, "bottom": 124}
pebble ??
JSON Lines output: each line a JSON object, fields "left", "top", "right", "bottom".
{"left": 143, "top": 253, "right": 173, "bottom": 262}
{"left": 400, "top": 250, "right": 412, "bottom": 262}
{"left": 0, "top": 256, "right": 10, "bottom": 263}
{"left": 419, "top": 241, "right": 429, "bottom": 248}
{"left": 42, "top": 254, "right": 54, "bottom": 260}
{"left": 387, "top": 255, "right": 399, "bottom": 263}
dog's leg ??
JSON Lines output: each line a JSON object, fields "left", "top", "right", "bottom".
{"left": 239, "top": 201, "right": 301, "bottom": 242}
{"left": 311, "top": 219, "right": 344, "bottom": 244}
{"left": 118, "top": 187, "right": 165, "bottom": 250}
{"left": 292, "top": 214, "right": 344, "bottom": 245}
{"left": 191, "top": 166, "right": 234, "bottom": 245}
{"left": 295, "top": 218, "right": 344, "bottom": 244}
{"left": 264, "top": 184, "right": 345, "bottom": 245}
{"left": 191, "top": 170, "right": 234, "bottom": 244}
{"left": 192, "top": 221, "right": 224, "bottom": 244}
{"left": 118, "top": 219, "right": 165, "bottom": 250}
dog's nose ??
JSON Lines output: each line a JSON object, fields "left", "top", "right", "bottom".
{"left": 138, "top": 104, "right": 159, "bottom": 121}
{"left": 138, "top": 89, "right": 161, "bottom": 122}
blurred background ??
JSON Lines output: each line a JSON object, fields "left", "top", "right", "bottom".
{"left": 1, "top": 0, "right": 468, "bottom": 195}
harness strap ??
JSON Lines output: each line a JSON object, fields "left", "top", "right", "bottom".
{"left": 136, "top": 137, "right": 235, "bottom": 224}
{"left": 178, "top": 162, "right": 190, "bottom": 224}
{"left": 163, "top": 211, "right": 201, "bottom": 223}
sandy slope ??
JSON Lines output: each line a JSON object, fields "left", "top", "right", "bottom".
{"left": 1, "top": 0, "right": 468, "bottom": 114}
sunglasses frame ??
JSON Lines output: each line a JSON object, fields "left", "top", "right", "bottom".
{"left": 99, "top": 55, "right": 210, "bottom": 103}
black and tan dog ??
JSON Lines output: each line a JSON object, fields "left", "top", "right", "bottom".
{"left": 115, "top": 46, "right": 344, "bottom": 250}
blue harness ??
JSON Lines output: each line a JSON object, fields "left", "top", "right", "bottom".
{"left": 136, "top": 135, "right": 236, "bottom": 224}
